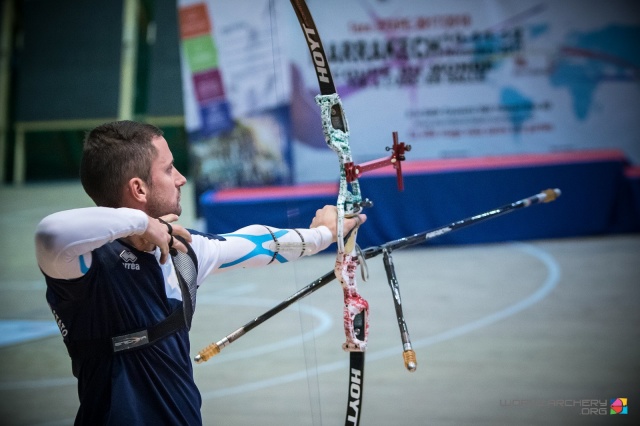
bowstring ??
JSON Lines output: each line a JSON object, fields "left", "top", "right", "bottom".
{"left": 268, "top": 0, "right": 323, "bottom": 424}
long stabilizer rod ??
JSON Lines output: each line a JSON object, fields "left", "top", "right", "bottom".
{"left": 194, "top": 188, "right": 561, "bottom": 363}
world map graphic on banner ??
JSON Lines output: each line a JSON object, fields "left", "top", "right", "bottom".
{"left": 493, "top": 24, "right": 639, "bottom": 134}
{"left": 549, "top": 25, "right": 639, "bottom": 121}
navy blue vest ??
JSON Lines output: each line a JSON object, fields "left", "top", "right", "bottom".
{"left": 45, "top": 239, "right": 202, "bottom": 425}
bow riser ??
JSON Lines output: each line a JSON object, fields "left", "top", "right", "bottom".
{"left": 337, "top": 251, "right": 369, "bottom": 351}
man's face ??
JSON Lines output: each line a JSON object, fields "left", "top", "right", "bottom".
{"left": 145, "top": 136, "right": 187, "bottom": 217}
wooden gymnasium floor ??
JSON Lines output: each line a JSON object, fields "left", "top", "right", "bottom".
{"left": 0, "top": 181, "right": 638, "bottom": 426}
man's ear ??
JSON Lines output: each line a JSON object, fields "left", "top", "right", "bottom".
{"left": 126, "top": 177, "right": 149, "bottom": 204}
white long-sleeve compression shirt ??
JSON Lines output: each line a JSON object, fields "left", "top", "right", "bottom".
{"left": 35, "top": 207, "right": 334, "bottom": 282}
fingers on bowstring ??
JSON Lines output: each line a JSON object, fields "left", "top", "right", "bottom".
{"left": 159, "top": 213, "right": 179, "bottom": 224}
{"left": 158, "top": 214, "right": 192, "bottom": 245}
{"left": 159, "top": 242, "right": 170, "bottom": 264}
{"left": 172, "top": 224, "right": 193, "bottom": 243}
{"left": 171, "top": 235, "right": 191, "bottom": 255}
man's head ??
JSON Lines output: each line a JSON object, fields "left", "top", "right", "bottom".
{"left": 80, "top": 120, "right": 186, "bottom": 217}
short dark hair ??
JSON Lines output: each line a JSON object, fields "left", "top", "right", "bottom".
{"left": 80, "top": 120, "right": 164, "bottom": 207}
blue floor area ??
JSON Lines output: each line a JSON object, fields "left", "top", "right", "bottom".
{"left": 0, "top": 320, "right": 60, "bottom": 347}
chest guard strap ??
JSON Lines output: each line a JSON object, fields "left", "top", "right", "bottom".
{"left": 66, "top": 237, "right": 199, "bottom": 358}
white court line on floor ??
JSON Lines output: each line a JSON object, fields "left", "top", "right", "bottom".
{"left": 195, "top": 297, "right": 334, "bottom": 365}
{"left": 199, "top": 242, "right": 560, "bottom": 400}
{"left": 24, "top": 242, "right": 560, "bottom": 426}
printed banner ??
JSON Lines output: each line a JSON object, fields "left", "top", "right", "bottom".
{"left": 288, "top": 0, "right": 640, "bottom": 182}
{"left": 179, "top": 0, "right": 640, "bottom": 189}
{"left": 177, "top": 0, "right": 292, "bottom": 198}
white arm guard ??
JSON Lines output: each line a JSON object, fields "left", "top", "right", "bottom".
{"left": 192, "top": 224, "right": 333, "bottom": 280}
